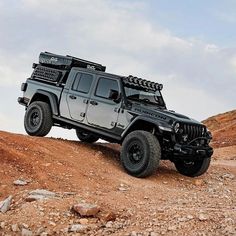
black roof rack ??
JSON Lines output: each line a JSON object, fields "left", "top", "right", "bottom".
{"left": 39, "top": 52, "right": 106, "bottom": 72}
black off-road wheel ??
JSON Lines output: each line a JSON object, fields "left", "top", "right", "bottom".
{"left": 174, "top": 158, "right": 211, "bottom": 177}
{"left": 76, "top": 129, "right": 99, "bottom": 143}
{"left": 24, "top": 101, "right": 53, "bottom": 137}
{"left": 121, "top": 130, "right": 161, "bottom": 178}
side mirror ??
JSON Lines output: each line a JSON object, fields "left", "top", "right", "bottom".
{"left": 108, "top": 89, "right": 120, "bottom": 102}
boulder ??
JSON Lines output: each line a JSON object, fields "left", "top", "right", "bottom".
{"left": 73, "top": 203, "right": 100, "bottom": 216}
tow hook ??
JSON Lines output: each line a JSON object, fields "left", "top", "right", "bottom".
{"left": 174, "top": 145, "right": 187, "bottom": 154}
{"left": 196, "top": 150, "right": 206, "bottom": 155}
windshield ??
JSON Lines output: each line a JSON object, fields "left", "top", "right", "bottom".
{"left": 124, "top": 85, "right": 166, "bottom": 107}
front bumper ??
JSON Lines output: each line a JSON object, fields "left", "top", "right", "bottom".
{"left": 172, "top": 143, "right": 213, "bottom": 161}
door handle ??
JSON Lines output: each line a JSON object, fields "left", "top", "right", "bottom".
{"left": 69, "top": 95, "right": 77, "bottom": 100}
{"left": 90, "top": 100, "right": 98, "bottom": 106}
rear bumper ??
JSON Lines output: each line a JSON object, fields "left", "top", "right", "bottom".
{"left": 18, "top": 97, "right": 29, "bottom": 106}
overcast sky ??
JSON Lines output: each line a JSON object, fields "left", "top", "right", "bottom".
{"left": 0, "top": 0, "right": 235, "bottom": 139}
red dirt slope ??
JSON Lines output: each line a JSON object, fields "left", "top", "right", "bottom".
{"left": 203, "top": 109, "right": 236, "bottom": 148}
{"left": 0, "top": 130, "right": 235, "bottom": 235}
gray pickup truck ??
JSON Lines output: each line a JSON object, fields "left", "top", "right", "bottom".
{"left": 18, "top": 52, "right": 213, "bottom": 178}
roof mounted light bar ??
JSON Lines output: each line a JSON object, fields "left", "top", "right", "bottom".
{"left": 122, "top": 75, "right": 163, "bottom": 91}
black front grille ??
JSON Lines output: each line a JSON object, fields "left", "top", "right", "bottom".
{"left": 182, "top": 124, "right": 204, "bottom": 141}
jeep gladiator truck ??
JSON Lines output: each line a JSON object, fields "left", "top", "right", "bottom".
{"left": 18, "top": 52, "right": 213, "bottom": 178}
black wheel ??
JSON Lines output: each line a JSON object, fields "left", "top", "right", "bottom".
{"left": 24, "top": 101, "right": 53, "bottom": 137}
{"left": 174, "top": 158, "right": 211, "bottom": 177}
{"left": 76, "top": 129, "right": 99, "bottom": 143}
{"left": 121, "top": 130, "right": 161, "bottom": 178}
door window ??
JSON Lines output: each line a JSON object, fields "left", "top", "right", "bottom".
{"left": 95, "top": 77, "right": 119, "bottom": 99}
{"left": 72, "top": 73, "right": 93, "bottom": 94}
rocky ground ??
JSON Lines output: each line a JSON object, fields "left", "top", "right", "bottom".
{"left": 0, "top": 128, "right": 235, "bottom": 236}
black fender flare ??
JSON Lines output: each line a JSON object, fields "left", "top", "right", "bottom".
{"left": 121, "top": 116, "right": 169, "bottom": 139}
{"left": 30, "top": 90, "right": 59, "bottom": 116}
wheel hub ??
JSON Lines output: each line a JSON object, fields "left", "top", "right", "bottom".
{"left": 30, "top": 111, "right": 40, "bottom": 127}
{"left": 128, "top": 143, "right": 143, "bottom": 163}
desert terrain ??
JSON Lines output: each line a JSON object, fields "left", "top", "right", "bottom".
{"left": 0, "top": 110, "right": 235, "bottom": 236}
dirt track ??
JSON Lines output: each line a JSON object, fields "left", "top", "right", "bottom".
{"left": 0, "top": 130, "right": 235, "bottom": 235}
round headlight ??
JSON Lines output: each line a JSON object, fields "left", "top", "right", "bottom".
{"left": 174, "top": 123, "right": 180, "bottom": 133}
{"left": 201, "top": 127, "right": 205, "bottom": 136}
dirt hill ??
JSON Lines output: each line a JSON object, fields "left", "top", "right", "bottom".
{"left": 203, "top": 109, "right": 236, "bottom": 148}
{"left": 0, "top": 128, "right": 235, "bottom": 235}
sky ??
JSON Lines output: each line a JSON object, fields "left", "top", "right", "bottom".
{"left": 0, "top": 0, "right": 235, "bottom": 139}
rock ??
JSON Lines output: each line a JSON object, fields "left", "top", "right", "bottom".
{"left": 26, "top": 189, "right": 56, "bottom": 202}
{"left": 194, "top": 179, "right": 204, "bottom": 186}
{"left": 221, "top": 173, "right": 235, "bottom": 180}
{"left": 26, "top": 195, "right": 47, "bottom": 202}
{"left": 168, "top": 225, "right": 177, "bottom": 231}
{"left": 79, "top": 218, "right": 89, "bottom": 224}
{"left": 130, "top": 231, "right": 137, "bottom": 236}
{"left": 103, "top": 211, "right": 116, "bottom": 222}
{"left": 11, "top": 224, "right": 20, "bottom": 232}
{"left": 118, "top": 187, "right": 128, "bottom": 191}
{"left": 0, "top": 222, "right": 6, "bottom": 229}
{"left": 68, "top": 224, "right": 87, "bottom": 233}
{"left": 95, "top": 151, "right": 103, "bottom": 157}
{"left": 0, "top": 195, "right": 13, "bottom": 213}
{"left": 13, "top": 179, "right": 28, "bottom": 186}
{"left": 43, "top": 163, "right": 51, "bottom": 167}
{"left": 48, "top": 221, "right": 56, "bottom": 226}
{"left": 29, "top": 189, "right": 56, "bottom": 197}
{"left": 198, "top": 213, "right": 208, "bottom": 221}
{"left": 118, "top": 183, "right": 130, "bottom": 191}
{"left": 63, "top": 192, "right": 76, "bottom": 196}
{"left": 222, "top": 225, "right": 236, "bottom": 235}
{"left": 73, "top": 203, "right": 100, "bottom": 216}
{"left": 186, "top": 215, "right": 194, "bottom": 220}
{"left": 105, "top": 221, "right": 113, "bottom": 228}
{"left": 150, "top": 232, "right": 158, "bottom": 236}
{"left": 98, "top": 211, "right": 116, "bottom": 222}
{"left": 177, "top": 217, "right": 187, "bottom": 222}
{"left": 21, "top": 223, "right": 29, "bottom": 229}
{"left": 21, "top": 228, "right": 33, "bottom": 236}
{"left": 35, "top": 227, "right": 46, "bottom": 235}
{"left": 40, "top": 233, "right": 48, "bottom": 236}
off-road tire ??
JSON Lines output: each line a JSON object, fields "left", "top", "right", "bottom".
{"left": 174, "top": 158, "right": 211, "bottom": 177}
{"left": 121, "top": 130, "right": 161, "bottom": 178}
{"left": 24, "top": 101, "right": 53, "bottom": 137}
{"left": 76, "top": 129, "right": 99, "bottom": 143}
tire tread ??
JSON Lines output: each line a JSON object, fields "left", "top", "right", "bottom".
{"left": 121, "top": 130, "right": 161, "bottom": 178}
{"left": 24, "top": 101, "right": 53, "bottom": 137}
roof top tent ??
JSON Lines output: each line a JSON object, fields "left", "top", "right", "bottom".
{"left": 39, "top": 52, "right": 106, "bottom": 72}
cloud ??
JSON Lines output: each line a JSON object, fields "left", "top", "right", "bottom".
{"left": 0, "top": 0, "right": 235, "bottom": 136}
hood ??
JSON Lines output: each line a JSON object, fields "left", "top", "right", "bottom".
{"left": 131, "top": 103, "right": 202, "bottom": 125}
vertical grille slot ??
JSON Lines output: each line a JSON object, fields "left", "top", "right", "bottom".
{"left": 181, "top": 123, "right": 204, "bottom": 141}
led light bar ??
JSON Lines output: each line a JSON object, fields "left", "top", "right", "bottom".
{"left": 122, "top": 75, "right": 163, "bottom": 91}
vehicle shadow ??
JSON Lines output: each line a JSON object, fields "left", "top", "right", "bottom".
{"left": 88, "top": 142, "right": 180, "bottom": 179}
